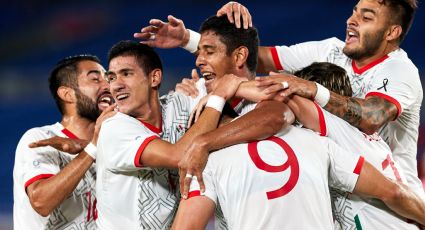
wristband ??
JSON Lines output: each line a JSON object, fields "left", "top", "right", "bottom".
{"left": 205, "top": 95, "right": 226, "bottom": 113}
{"left": 314, "top": 83, "right": 330, "bottom": 107}
{"left": 84, "top": 142, "right": 97, "bottom": 160}
{"left": 182, "top": 29, "right": 200, "bottom": 53}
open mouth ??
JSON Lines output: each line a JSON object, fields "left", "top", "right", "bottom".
{"left": 97, "top": 92, "right": 114, "bottom": 110}
{"left": 115, "top": 93, "right": 130, "bottom": 102}
{"left": 202, "top": 71, "right": 216, "bottom": 81}
{"left": 346, "top": 30, "right": 359, "bottom": 44}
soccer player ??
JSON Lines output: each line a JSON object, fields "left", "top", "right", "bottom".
{"left": 94, "top": 40, "right": 291, "bottom": 229}
{"left": 238, "top": 62, "right": 421, "bottom": 229}
{"left": 136, "top": 0, "right": 424, "bottom": 201}
{"left": 13, "top": 55, "right": 115, "bottom": 229}
{"left": 171, "top": 111, "right": 425, "bottom": 229}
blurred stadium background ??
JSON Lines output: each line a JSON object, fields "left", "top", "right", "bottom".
{"left": 1, "top": 0, "right": 424, "bottom": 229}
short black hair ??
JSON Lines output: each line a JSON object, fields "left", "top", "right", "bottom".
{"left": 200, "top": 15, "right": 259, "bottom": 73}
{"left": 108, "top": 40, "right": 163, "bottom": 76}
{"left": 49, "top": 54, "right": 101, "bottom": 115}
{"left": 294, "top": 62, "right": 352, "bottom": 97}
{"left": 379, "top": 0, "right": 418, "bottom": 43}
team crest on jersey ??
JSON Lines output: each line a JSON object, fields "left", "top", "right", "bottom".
{"left": 32, "top": 160, "right": 40, "bottom": 168}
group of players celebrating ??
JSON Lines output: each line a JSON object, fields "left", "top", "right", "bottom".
{"left": 13, "top": 1, "right": 425, "bottom": 229}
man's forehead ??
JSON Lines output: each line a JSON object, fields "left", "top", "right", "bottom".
{"left": 199, "top": 31, "right": 226, "bottom": 47}
{"left": 108, "top": 55, "right": 138, "bottom": 71}
{"left": 77, "top": 60, "right": 105, "bottom": 73}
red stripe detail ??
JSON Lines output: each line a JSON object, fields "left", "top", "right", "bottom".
{"left": 313, "top": 102, "right": 327, "bottom": 136}
{"left": 138, "top": 120, "right": 162, "bottom": 134}
{"left": 24, "top": 174, "right": 54, "bottom": 189}
{"left": 230, "top": 98, "right": 243, "bottom": 109}
{"left": 134, "top": 135, "right": 158, "bottom": 167}
{"left": 61, "top": 128, "right": 79, "bottom": 139}
{"left": 352, "top": 55, "right": 389, "bottom": 75}
{"left": 353, "top": 156, "right": 365, "bottom": 175}
{"left": 270, "top": 47, "right": 284, "bottom": 71}
{"left": 187, "top": 190, "right": 201, "bottom": 199}
{"left": 365, "top": 92, "right": 402, "bottom": 119}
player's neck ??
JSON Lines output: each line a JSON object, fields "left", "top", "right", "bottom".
{"left": 134, "top": 93, "right": 162, "bottom": 131}
{"left": 354, "top": 44, "right": 398, "bottom": 69}
{"left": 60, "top": 115, "right": 95, "bottom": 140}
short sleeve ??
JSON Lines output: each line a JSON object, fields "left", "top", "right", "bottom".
{"left": 272, "top": 37, "right": 344, "bottom": 72}
{"left": 98, "top": 114, "right": 159, "bottom": 172}
{"left": 18, "top": 129, "right": 60, "bottom": 190}
{"left": 187, "top": 168, "right": 217, "bottom": 204}
{"left": 365, "top": 60, "right": 421, "bottom": 119}
{"left": 325, "top": 138, "right": 364, "bottom": 193}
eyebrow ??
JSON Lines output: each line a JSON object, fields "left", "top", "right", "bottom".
{"left": 87, "top": 70, "right": 102, "bottom": 75}
{"left": 354, "top": 6, "right": 377, "bottom": 15}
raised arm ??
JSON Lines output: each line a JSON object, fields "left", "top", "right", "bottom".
{"left": 134, "top": 2, "right": 252, "bottom": 50}
{"left": 26, "top": 105, "right": 116, "bottom": 216}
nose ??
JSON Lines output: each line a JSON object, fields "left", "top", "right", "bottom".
{"left": 99, "top": 76, "right": 109, "bottom": 92}
{"left": 346, "top": 12, "right": 358, "bottom": 27}
{"left": 110, "top": 75, "right": 125, "bottom": 94}
{"left": 195, "top": 53, "right": 205, "bottom": 68}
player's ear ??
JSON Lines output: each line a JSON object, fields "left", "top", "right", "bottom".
{"left": 57, "top": 86, "right": 76, "bottom": 104}
{"left": 233, "top": 46, "right": 249, "bottom": 70}
{"left": 386, "top": 24, "right": 402, "bottom": 42}
{"left": 149, "top": 69, "right": 162, "bottom": 88}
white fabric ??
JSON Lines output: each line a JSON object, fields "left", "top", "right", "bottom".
{"left": 96, "top": 81, "right": 206, "bottom": 230}
{"left": 189, "top": 126, "right": 362, "bottom": 229}
{"left": 13, "top": 122, "right": 97, "bottom": 230}
{"left": 273, "top": 38, "right": 423, "bottom": 195}
{"left": 316, "top": 105, "right": 419, "bottom": 229}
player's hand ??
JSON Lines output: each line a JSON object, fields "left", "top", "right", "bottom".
{"left": 175, "top": 69, "right": 200, "bottom": 98}
{"left": 208, "top": 73, "right": 247, "bottom": 100}
{"left": 255, "top": 72, "right": 317, "bottom": 102}
{"left": 178, "top": 139, "right": 209, "bottom": 199}
{"left": 29, "top": 137, "right": 88, "bottom": 155}
{"left": 92, "top": 104, "right": 117, "bottom": 145}
{"left": 217, "top": 1, "right": 252, "bottom": 29}
{"left": 188, "top": 95, "right": 209, "bottom": 128}
{"left": 134, "top": 15, "right": 188, "bottom": 48}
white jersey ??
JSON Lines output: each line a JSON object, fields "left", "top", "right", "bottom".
{"left": 313, "top": 103, "right": 418, "bottom": 229}
{"left": 13, "top": 122, "right": 97, "bottom": 230}
{"left": 189, "top": 126, "right": 363, "bottom": 230}
{"left": 96, "top": 86, "right": 204, "bottom": 230}
{"left": 271, "top": 37, "right": 423, "bottom": 194}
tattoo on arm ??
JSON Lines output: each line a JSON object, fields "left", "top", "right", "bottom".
{"left": 325, "top": 92, "right": 397, "bottom": 133}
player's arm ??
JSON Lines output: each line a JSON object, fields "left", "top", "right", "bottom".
{"left": 134, "top": 2, "right": 251, "bottom": 49}
{"left": 256, "top": 74, "right": 398, "bottom": 134}
{"left": 179, "top": 99, "right": 294, "bottom": 197}
{"left": 139, "top": 106, "right": 222, "bottom": 168}
{"left": 171, "top": 196, "right": 215, "bottom": 230}
{"left": 354, "top": 161, "right": 425, "bottom": 225}
{"left": 26, "top": 105, "right": 116, "bottom": 216}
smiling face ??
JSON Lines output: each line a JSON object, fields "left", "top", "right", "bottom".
{"left": 74, "top": 60, "right": 113, "bottom": 121}
{"left": 343, "top": 0, "right": 393, "bottom": 61}
{"left": 195, "top": 30, "right": 235, "bottom": 92}
{"left": 107, "top": 55, "right": 153, "bottom": 117}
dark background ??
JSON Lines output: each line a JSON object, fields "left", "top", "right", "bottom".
{"left": 1, "top": 1, "right": 424, "bottom": 229}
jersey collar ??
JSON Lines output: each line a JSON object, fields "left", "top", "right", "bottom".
{"left": 351, "top": 55, "right": 389, "bottom": 75}
{"left": 138, "top": 119, "right": 162, "bottom": 134}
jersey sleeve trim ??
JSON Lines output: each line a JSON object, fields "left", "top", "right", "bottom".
{"left": 270, "top": 47, "right": 284, "bottom": 71}
{"left": 353, "top": 156, "right": 365, "bottom": 175}
{"left": 313, "top": 102, "right": 327, "bottom": 136}
{"left": 134, "top": 135, "right": 159, "bottom": 167}
{"left": 24, "top": 173, "right": 55, "bottom": 190}
{"left": 365, "top": 91, "right": 402, "bottom": 119}
{"left": 187, "top": 190, "right": 201, "bottom": 199}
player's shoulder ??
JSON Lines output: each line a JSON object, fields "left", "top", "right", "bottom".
{"left": 19, "top": 123, "right": 59, "bottom": 143}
